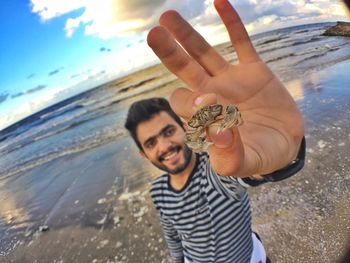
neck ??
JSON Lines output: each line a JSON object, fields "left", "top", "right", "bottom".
{"left": 169, "top": 152, "right": 197, "bottom": 191}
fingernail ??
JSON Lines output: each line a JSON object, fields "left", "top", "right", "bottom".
{"left": 193, "top": 93, "right": 218, "bottom": 110}
{"left": 208, "top": 125, "right": 233, "bottom": 148}
{"left": 193, "top": 93, "right": 215, "bottom": 107}
{"left": 194, "top": 96, "right": 204, "bottom": 106}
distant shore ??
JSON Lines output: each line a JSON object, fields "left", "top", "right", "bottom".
{"left": 323, "top": 21, "right": 350, "bottom": 37}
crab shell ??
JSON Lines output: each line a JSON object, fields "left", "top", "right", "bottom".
{"left": 188, "top": 104, "right": 223, "bottom": 128}
{"left": 184, "top": 104, "right": 243, "bottom": 152}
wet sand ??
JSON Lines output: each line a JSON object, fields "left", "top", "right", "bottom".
{"left": 2, "top": 60, "right": 350, "bottom": 263}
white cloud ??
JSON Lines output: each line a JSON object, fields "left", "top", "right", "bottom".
{"left": 65, "top": 17, "right": 83, "bottom": 38}
{"left": 31, "top": 0, "right": 208, "bottom": 39}
{"left": 30, "top": 0, "right": 349, "bottom": 41}
{"left": 31, "top": 0, "right": 87, "bottom": 20}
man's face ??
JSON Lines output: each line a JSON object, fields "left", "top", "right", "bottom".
{"left": 136, "top": 111, "right": 192, "bottom": 175}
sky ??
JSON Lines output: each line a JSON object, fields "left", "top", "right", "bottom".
{"left": 0, "top": 0, "right": 349, "bottom": 130}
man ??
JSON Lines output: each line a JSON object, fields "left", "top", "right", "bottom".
{"left": 126, "top": 97, "right": 274, "bottom": 262}
{"left": 125, "top": 0, "right": 304, "bottom": 262}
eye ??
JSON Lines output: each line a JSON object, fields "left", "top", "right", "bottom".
{"left": 144, "top": 138, "right": 156, "bottom": 149}
{"left": 163, "top": 126, "right": 176, "bottom": 137}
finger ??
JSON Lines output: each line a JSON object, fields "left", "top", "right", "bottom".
{"left": 214, "top": 0, "right": 260, "bottom": 64}
{"left": 169, "top": 88, "right": 217, "bottom": 119}
{"left": 147, "top": 26, "right": 210, "bottom": 89}
{"left": 159, "top": 10, "right": 229, "bottom": 76}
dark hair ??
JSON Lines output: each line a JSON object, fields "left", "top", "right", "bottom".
{"left": 124, "top": 97, "right": 183, "bottom": 150}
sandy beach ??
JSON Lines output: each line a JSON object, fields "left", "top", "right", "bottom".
{"left": 1, "top": 23, "right": 350, "bottom": 262}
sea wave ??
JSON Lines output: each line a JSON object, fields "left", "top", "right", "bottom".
{"left": 289, "top": 36, "right": 323, "bottom": 47}
{"left": 295, "top": 42, "right": 350, "bottom": 65}
{"left": 265, "top": 53, "right": 296, "bottom": 64}
{"left": 0, "top": 109, "right": 89, "bottom": 155}
{"left": 254, "top": 35, "right": 289, "bottom": 47}
{"left": 0, "top": 128, "right": 127, "bottom": 181}
{"left": 117, "top": 77, "right": 157, "bottom": 94}
{"left": 257, "top": 35, "right": 324, "bottom": 55}
{"left": 39, "top": 103, "right": 84, "bottom": 121}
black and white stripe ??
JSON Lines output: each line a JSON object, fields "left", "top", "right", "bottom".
{"left": 150, "top": 153, "right": 253, "bottom": 263}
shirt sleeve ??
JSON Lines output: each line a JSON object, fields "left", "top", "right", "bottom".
{"left": 150, "top": 186, "right": 184, "bottom": 263}
{"left": 158, "top": 214, "right": 184, "bottom": 263}
{"left": 206, "top": 161, "right": 247, "bottom": 200}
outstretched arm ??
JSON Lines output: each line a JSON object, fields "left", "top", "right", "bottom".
{"left": 147, "top": 0, "right": 304, "bottom": 178}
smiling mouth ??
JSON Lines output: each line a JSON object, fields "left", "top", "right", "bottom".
{"left": 159, "top": 146, "right": 181, "bottom": 162}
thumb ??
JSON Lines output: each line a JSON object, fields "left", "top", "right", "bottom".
{"left": 207, "top": 124, "right": 245, "bottom": 177}
{"left": 208, "top": 125, "right": 233, "bottom": 148}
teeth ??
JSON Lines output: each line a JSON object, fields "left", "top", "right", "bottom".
{"left": 163, "top": 150, "right": 178, "bottom": 161}
{"left": 164, "top": 152, "right": 176, "bottom": 160}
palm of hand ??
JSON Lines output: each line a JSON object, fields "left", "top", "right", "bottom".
{"left": 204, "top": 61, "right": 303, "bottom": 175}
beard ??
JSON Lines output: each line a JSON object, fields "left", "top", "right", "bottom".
{"left": 152, "top": 144, "right": 193, "bottom": 175}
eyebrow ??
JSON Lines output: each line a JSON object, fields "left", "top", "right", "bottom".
{"left": 143, "top": 124, "right": 174, "bottom": 146}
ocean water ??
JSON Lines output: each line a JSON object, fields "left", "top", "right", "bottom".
{"left": 0, "top": 22, "right": 350, "bottom": 256}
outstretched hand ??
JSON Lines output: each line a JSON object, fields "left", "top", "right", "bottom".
{"left": 147, "top": 0, "right": 304, "bottom": 177}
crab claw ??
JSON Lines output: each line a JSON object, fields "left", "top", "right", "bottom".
{"left": 216, "top": 125, "right": 226, "bottom": 134}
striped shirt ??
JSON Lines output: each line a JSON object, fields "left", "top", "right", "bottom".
{"left": 150, "top": 153, "right": 253, "bottom": 263}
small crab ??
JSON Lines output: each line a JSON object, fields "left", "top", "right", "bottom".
{"left": 184, "top": 104, "right": 243, "bottom": 152}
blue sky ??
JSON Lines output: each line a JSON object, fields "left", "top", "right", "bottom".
{"left": 0, "top": 0, "right": 349, "bottom": 130}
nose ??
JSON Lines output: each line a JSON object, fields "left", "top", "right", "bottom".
{"left": 157, "top": 136, "right": 172, "bottom": 153}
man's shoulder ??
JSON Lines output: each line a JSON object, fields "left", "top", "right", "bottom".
{"left": 150, "top": 173, "right": 168, "bottom": 193}
{"left": 149, "top": 174, "right": 169, "bottom": 209}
